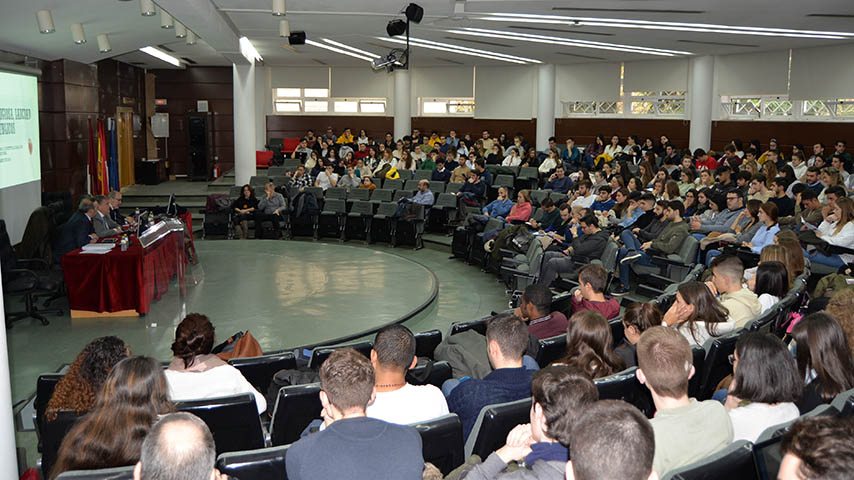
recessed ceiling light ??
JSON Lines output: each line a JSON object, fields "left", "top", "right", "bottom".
{"left": 306, "top": 39, "right": 376, "bottom": 62}
{"left": 140, "top": 46, "right": 181, "bottom": 66}
{"left": 186, "top": 31, "right": 197, "bottom": 46}
{"left": 36, "top": 10, "right": 55, "bottom": 34}
{"left": 377, "top": 36, "right": 540, "bottom": 64}
{"left": 175, "top": 22, "right": 187, "bottom": 38}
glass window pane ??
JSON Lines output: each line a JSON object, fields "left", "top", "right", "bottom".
{"left": 275, "top": 88, "right": 301, "bottom": 98}
{"left": 334, "top": 101, "right": 358, "bottom": 113}
{"left": 360, "top": 101, "right": 385, "bottom": 113}
{"left": 275, "top": 101, "right": 301, "bottom": 112}
{"left": 304, "top": 88, "right": 329, "bottom": 98}
{"left": 423, "top": 101, "right": 447, "bottom": 114}
{"left": 305, "top": 101, "right": 329, "bottom": 112}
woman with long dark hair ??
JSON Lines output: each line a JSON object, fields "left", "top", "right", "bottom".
{"left": 231, "top": 184, "right": 258, "bottom": 240}
{"left": 615, "top": 303, "right": 661, "bottom": 368}
{"left": 663, "top": 281, "right": 734, "bottom": 346}
{"left": 752, "top": 261, "right": 789, "bottom": 314}
{"left": 683, "top": 189, "right": 699, "bottom": 217}
{"left": 164, "top": 313, "right": 266, "bottom": 414}
{"left": 792, "top": 313, "right": 854, "bottom": 413}
{"left": 51, "top": 356, "right": 174, "bottom": 478}
{"left": 554, "top": 311, "right": 625, "bottom": 379}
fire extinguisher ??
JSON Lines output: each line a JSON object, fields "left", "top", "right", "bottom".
{"left": 212, "top": 162, "right": 221, "bottom": 180}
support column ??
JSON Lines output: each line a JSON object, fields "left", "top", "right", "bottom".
{"left": 536, "top": 64, "right": 556, "bottom": 151}
{"left": 0, "top": 280, "right": 18, "bottom": 480}
{"left": 393, "top": 69, "right": 411, "bottom": 141}
{"left": 233, "top": 63, "right": 257, "bottom": 185}
{"left": 688, "top": 55, "right": 715, "bottom": 152}
{"left": 253, "top": 66, "right": 268, "bottom": 151}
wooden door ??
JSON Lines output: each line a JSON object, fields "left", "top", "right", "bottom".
{"left": 116, "top": 107, "right": 135, "bottom": 187}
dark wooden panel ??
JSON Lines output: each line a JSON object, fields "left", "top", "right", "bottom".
{"left": 62, "top": 60, "right": 97, "bottom": 87}
{"left": 41, "top": 60, "right": 65, "bottom": 84}
{"left": 556, "top": 118, "right": 689, "bottom": 150}
{"left": 65, "top": 113, "right": 96, "bottom": 141}
{"left": 39, "top": 113, "right": 67, "bottom": 142}
{"left": 151, "top": 67, "right": 233, "bottom": 85}
{"left": 710, "top": 121, "right": 854, "bottom": 154}
{"left": 211, "top": 114, "right": 233, "bottom": 131}
{"left": 39, "top": 83, "right": 66, "bottom": 112}
{"left": 213, "top": 131, "right": 233, "bottom": 147}
{"left": 154, "top": 83, "right": 233, "bottom": 101}
{"left": 265, "top": 115, "right": 394, "bottom": 141}
{"left": 64, "top": 84, "right": 99, "bottom": 113}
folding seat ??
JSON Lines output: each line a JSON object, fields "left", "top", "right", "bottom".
{"left": 384, "top": 178, "right": 404, "bottom": 191}
{"left": 688, "top": 346, "right": 706, "bottom": 399}
{"left": 369, "top": 188, "right": 394, "bottom": 205}
{"left": 392, "top": 189, "right": 414, "bottom": 202}
{"left": 343, "top": 200, "right": 373, "bottom": 242}
{"left": 271, "top": 176, "right": 291, "bottom": 189}
{"left": 464, "top": 397, "right": 533, "bottom": 458}
{"left": 406, "top": 361, "right": 452, "bottom": 389}
{"left": 414, "top": 170, "right": 432, "bottom": 181}
{"left": 831, "top": 386, "right": 854, "bottom": 417}
{"left": 697, "top": 332, "right": 740, "bottom": 400}
{"left": 530, "top": 190, "right": 551, "bottom": 206}
{"left": 370, "top": 202, "right": 399, "bottom": 245}
{"left": 317, "top": 198, "right": 347, "bottom": 240}
{"left": 324, "top": 187, "right": 347, "bottom": 200}
{"left": 216, "top": 445, "right": 289, "bottom": 480}
{"left": 34, "top": 373, "right": 63, "bottom": 451}
{"left": 444, "top": 182, "right": 463, "bottom": 194}
{"left": 308, "top": 341, "right": 374, "bottom": 369}
{"left": 515, "top": 167, "right": 539, "bottom": 191}
{"left": 535, "top": 334, "right": 567, "bottom": 368}
{"left": 346, "top": 188, "right": 370, "bottom": 203}
{"left": 429, "top": 193, "right": 459, "bottom": 233}
{"left": 397, "top": 169, "right": 413, "bottom": 180}
{"left": 176, "top": 393, "right": 265, "bottom": 455}
{"left": 283, "top": 158, "right": 301, "bottom": 170}
{"left": 610, "top": 318, "right": 625, "bottom": 346}
{"left": 632, "top": 236, "right": 701, "bottom": 298}
{"left": 267, "top": 166, "right": 286, "bottom": 177}
{"left": 413, "top": 414, "right": 465, "bottom": 476}
{"left": 744, "top": 304, "right": 782, "bottom": 334}
{"left": 594, "top": 367, "right": 655, "bottom": 418}
{"left": 489, "top": 175, "right": 515, "bottom": 201}
{"left": 394, "top": 203, "right": 427, "bottom": 249}
{"left": 414, "top": 329, "right": 442, "bottom": 359}
{"left": 660, "top": 441, "right": 758, "bottom": 480}
{"left": 468, "top": 217, "right": 506, "bottom": 266}
{"left": 548, "top": 192, "right": 567, "bottom": 204}
{"left": 432, "top": 182, "right": 446, "bottom": 194}
{"left": 250, "top": 175, "right": 268, "bottom": 187}
{"left": 404, "top": 179, "right": 421, "bottom": 191}
{"left": 229, "top": 186, "right": 243, "bottom": 198}
{"left": 269, "top": 383, "right": 322, "bottom": 447}
{"left": 228, "top": 352, "right": 297, "bottom": 397}
{"left": 55, "top": 466, "right": 135, "bottom": 479}
{"left": 41, "top": 410, "right": 84, "bottom": 477}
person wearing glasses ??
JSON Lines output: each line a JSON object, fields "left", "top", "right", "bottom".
{"left": 689, "top": 190, "right": 746, "bottom": 235}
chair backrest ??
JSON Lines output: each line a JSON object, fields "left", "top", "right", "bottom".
{"left": 831, "top": 386, "right": 854, "bottom": 416}
{"left": 373, "top": 202, "right": 397, "bottom": 218}
{"left": 436, "top": 193, "right": 458, "bottom": 209}
{"left": 549, "top": 192, "right": 566, "bottom": 203}
{"left": 228, "top": 352, "right": 297, "bottom": 396}
{"left": 393, "top": 190, "right": 413, "bottom": 202}
{"left": 0, "top": 220, "right": 17, "bottom": 272}
{"left": 371, "top": 189, "right": 394, "bottom": 203}
{"left": 413, "top": 414, "right": 465, "bottom": 476}
{"left": 321, "top": 198, "right": 347, "bottom": 214}
{"left": 518, "top": 167, "right": 539, "bottom": 180}
{"left": 349, "top": 200, "right": 374, "bottom": 216}
{"left": 662, "top": 440, "right": 757, "bottom": 480}
{"left": 483, "top": 217, "right": 505, "bottom": 233}
{"left": 594, "top": 367, "right": 655, "bottom": 418}
{"left": 414, "top": 170, "right": 432, "bottom": 181}
{"left": 384, "top": 179, "right": 404, "bottom": 191}
{"left": 347, "top": 188, "right": 370, "bottom": 202}
{"left": 432, "top": 183, "right": 446, "bottom": 194}
{"left": 535, "top": 334, "right": 567, "bottom": 367}
{"left": 753, "top": 435, "right": 784, "bottom": 480}
{"left": 530, "top": 190, "right": 550, "bottom": 205}
{"left": 414, "top": 329, "right": 442, "bottom": 359}
{"left": 600, "top": 239, "right": 620, "bottom": 274}
{"left": 449, "top": 318, "right": 488, "bottom": 337}
{"left": 175, "top": 393, "right": 265, "bottom": 455}
{"left": 688, "top": 346, "right": 706, "bottom": 399}
{"left": 745, "top": 305, "right": 781, "bottom": 333}
{"left": 229, "top": 186, "right": 243, "bottom": 199}
{"left": 216, "top": 445, "right": 289, "bottom": 480}
{"left": 271, "top": 176, "right": 291, "bottom": 187}
{"left": 42, "top": 410, "right": 85, "bottom": 478}
{"left": 283, "top": 158, "right": 300, "bottom": 169}
{"left": 309, "top": 341, "right": 374, "bottom": 369}
{"left": 303, "top": 186, "right": 323, "bottom": 201}
{"left": 325, "top": 187, "right": 347, "bottom": 200}
{"left": 493, "top": 174, "right": 515, "bottom": 188}
{"left": 445, "top": 182, "right": 463, "bottom": 194}
{"left": 698, "top": 332, "right": 740, "bottom": 400}
{"left": 267, "top": 166, "right": 286, "bottom": 177}
{"left": 56, "top": 466, "right": 136, "bottom": 480}
{"left": 270, "top": 383, "right": 322, "bottom": 446}
{"left": 250, "top": 175, "right": 268, "bottom": 186}
{"left": 465, "top": 397, "right": 533, "bottom": 459}
{"left": 398, "top": 169, "right": 414, "bottom": 180}
{"left": 677, "top": 235, "right": 700, "bottom": 265}
{"left": 35, "top": 373, "right": 63, "bottom": 436}
{"left": 609, "top": 318, "right": 625, "bottom": 347}
{"left": 404, "top": 180, "right": 421, "bottom": 191}
{"left": 406, "top": 361, "right": 453, "bottom": 389}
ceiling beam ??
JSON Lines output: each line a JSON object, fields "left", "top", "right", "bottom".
{"left": 156, "top": 0, "right": 246, "bottom": 64}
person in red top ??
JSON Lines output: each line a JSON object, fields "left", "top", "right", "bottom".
{"left": 514, "top": 284, "right": 568, "bottom": 339}
{"left": 694, "top": 148, "right": 717, "bottom": 171}
{"left": 353, "top": 143, "right": 370, "bottom": 161}
{"left": 505, "top": 189, "right": 533, "bottom": 223}
{"left": 570, "top": 264, "right": 620, "bottom": 320}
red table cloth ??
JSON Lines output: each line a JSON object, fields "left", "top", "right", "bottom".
{"left": 61, "top": 231, "right": 185, "bottom": 314}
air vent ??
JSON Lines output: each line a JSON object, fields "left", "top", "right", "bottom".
{"left": 553, "top": 7, "right": 705, "bottom": 14}
{"left": 181, "top": 57, "right": 197, "bottom": 65}
{"left": 677, "top": 39, "right": 758, "bottom": 48}
{"left": 554, "top": 52, "right": 606, "bottom": 60}
{"left": 312, "top": 58, "right": 328, "bottom": 65}
{"left": 510, "top": 26, "right": 614, "bottom": 37}
{"left": 434, "top": 57, "right": 465, "bottom": 65}
{"left": 444, "top": 36, "right": 515, "bottom": 48}
{"left": 806, "top": 13, "right": 854, "bottom": 18}
{"left": 157, "top": 44, "right": 175, "bottom": 53}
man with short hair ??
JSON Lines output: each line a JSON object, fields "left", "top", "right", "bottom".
{"left": 694, "top": 149, "right": 716, "bottom": 171}
{"left": 569, "top": 180, "right": 596, "bottom": 209}
{"left": 780, "top": 188, "right": 822, "bottom": 229}
{"left": 432, "top": 158, "right": 452, "bottom": 183}
{"left": 637, "top": 327, "right": 733, "bottom": 476}
{"left": 709, "top": 166, "right": 736, "bottom": 197}
{"left": 336, "top": 127, "right": 354, "bottom": 145}
{"left": 590, "top": 186, "right": 615, "bottom": 213}
{"left": 366, "top": 325, "right": 449, "bottom": 425}
{"left": 690, "top": 191, "right": 745, "bottom": 234}
{"left": 286, "top": 348, "right": 424, "bottom": 479}
{"left": 481, "top": 130, "right": 494, "bottom": 153}
{"left": 451, "top": 153, "right": 473, "bottom": 183}
{"left": 292, "top": 138, "right": 313, "bottom": 159}
{"left": 315, "top": 164, "right": 339, "bottom": 191}
{"left": 448, "top": 314, "right": 535, "bottom": 439}
{"left": 134, "top": 412, "right": 225, "bottom": 480}
{"left": 456, "top": 171, "right": 487, "bottom": 206}
{"left": 514, "top": 284, "right": 568, "bottom": 339}
{"left": 474, "top": 159, "right": 492, "bottom": 187}
{"left": 353, "top": 142, "right": 370, "bottom": 161}
{"left": 623, "top": 193, "right": 657, "bottom": 231}
{"left": 338, "top": 165, "right": 361, "bottom": 189}
{"left": 708, "top": 255, "right": 761, "bottom": 328}
{"left": 778, "top": 416, "right": 854, "bottom": 480}
{"left": 93, "top": 195, "right": 122, "bottom": 238}
{"left": 54, "top": 199, "right": 98, "bottom": 263}
{"left": 537, "top": 214, "right": 610, "bottom": 286}
{"left": 561, "top": 138, "right": 580, "bottom": 172}
{"left": 528, "top": 197, "right": 559, "bottom": 231}
{"left": 107, "top": 190, "right": 130, "bottom": 225}
{"left": 462, "top": 366, "right": 598, "bottom": 480}
{"left": 544, "top": 165, "right": 572, "bottom": 194}
{"left": 465, "top": 186, "right": 514, "bottom": 230}
{"left": 834, "top": 139, "right": 851, "bottom": 165}
{"left": 571, "top": 263, "right": 620, "bottom": 319}
{"left": 808, "top": 143, "right": 825, "bottom": 166}
{"left": 566, "top": 400, "right": 658, "bottom": 480}
{"left": 769, "top": 176, "right": 795, "bottom": 218}
{"left": 747, "top": 174, "right": 771, "bottom": 202}
{"left": 254, "top": 182, "right": 287, "bottom": 239}
{"left": 395, "top": 179, "right": 434, "bottom": 217}
{"left": 803, "top": 166, "right": 824, "bottom": 195}
{"left": 290, "top": 164, "right": 313, "bottom": 191}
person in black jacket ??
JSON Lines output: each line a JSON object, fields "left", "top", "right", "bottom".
{"left": 231, "top": 184, "right": 259, "bottom": 240}
{"left": 53, "top": 199, "right": 98, "bottom": 263}
{"left": 537, "top": 213, "right": 610, "bottom": 286}
{"left": 619, "top": 200, "right": 668, "bottom": 251}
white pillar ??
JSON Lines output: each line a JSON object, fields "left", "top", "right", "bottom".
{"left": 393, "top": 69, "right": 411, "bottom": 141}
{"left": 536, "top": 64, "right": 556, "bottom": 151}
{"left": 688, "top": 55, "right": 715, "bottom": 152}
{"left": 253, "top": 66, "right": 268, "bottom": 151}
{"left": 233, "top": 63, "right": 257, "bottom": 185}
{"left": 0, "top": 277, "right": 19, "bottom": 480}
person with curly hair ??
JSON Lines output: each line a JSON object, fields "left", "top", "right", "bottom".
{"left": 778, "top": 416, "right": 854, "bottom": 480}
{"left": 51, "top": 356, "right": 175, "bottom": 478}
{"left": 45, "top": 336, "right": 129, "bottom": 421}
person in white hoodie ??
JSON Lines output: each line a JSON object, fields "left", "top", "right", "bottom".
{"left": 502, "top": 147, "right": 522, "bottom": 167}
{"left": 809, "top": 196, "right": 854, "bottom": 268}
{"left": 538, "top": 148, "right": 559, "bottom": 175}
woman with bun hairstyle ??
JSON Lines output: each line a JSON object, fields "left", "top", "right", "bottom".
{"left": 164, "top": 313, "right": 266, "bottom": 414}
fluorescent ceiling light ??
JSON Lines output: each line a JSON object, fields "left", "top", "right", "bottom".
{"left": 449, "top": 27, "right": 690, "bottom": 56}
{"left": 305, "top": 39, "right": 375, "bottom": 62}
{"left": 140, "top": 46, "right": 181, "bottom": 66}
{"left": 479, "top": 13, "right": 854, "bottom": 40}
{"left": 320, "top": 38, "right": 380, "bottom": 58}
{"left": 378, "top": 36, "right": 541, "bottom": 64}
{"left": 239, "top": 36, "right": 263, "bottom": 63}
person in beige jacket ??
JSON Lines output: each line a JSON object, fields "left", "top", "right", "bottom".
{"left": 707, "top": 255, "right": 761, "bottom": 328}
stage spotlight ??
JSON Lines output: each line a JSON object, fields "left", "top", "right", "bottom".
{"left": 386, "top": 19, "right": 407, "bottom": 37}
{"left": 36, "top": 10, "right": 55, "bottom": 34}
{"left": 288, "top": 31, "right": 306, "bottom": 45}
{"left": 405, "top": 3, "right": 424, "bottom": 23}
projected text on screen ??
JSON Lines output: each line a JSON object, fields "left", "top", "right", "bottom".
{"left": 0, "top": 71, "right": 40, "bottom": 190}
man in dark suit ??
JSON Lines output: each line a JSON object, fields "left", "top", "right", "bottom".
{"left": 107, "top": 190, "right": 130, "bottom": 225}
{"left": 93, "top": 195, "right": 121, "bottom": 238}
{"left": 53, "top": 199, "right": 97, "bottom": 263}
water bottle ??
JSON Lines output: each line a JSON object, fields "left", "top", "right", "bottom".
{"left": 121, "top": 235, "right": 129, "bottom": 251}
{"left": 134, "top": 207, "right": 140, "bottom": 221}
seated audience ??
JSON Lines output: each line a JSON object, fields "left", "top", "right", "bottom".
{"left": 775, "top": 230, "right": 807, "bottom": 279}
{"left": 432, "top": 158, "right": 452, "bottom": 183}
{"left": 52, "top": 356, "right": 174, "bottom": 478}
{"left": 741, "top": 202, "right": 780, "bottom": 254}
{"left": 461, "top": 366, "right": 598, "bottom": 480}
{"left": 778, "top": 415, "right": 854, "bottom": 480}
{"left": 554, "top": 311, "right": 625, "bottom": 379}
{"left": 254, "top": 182, "right": 287, "bottom": 239}
{"left": 286, "top": 348, "right": 423, "bottom": 479}
{"left": 465, "top": 186, "right": 513, "bottom": 230}
{"left": 514, "top": 284, "right": 568, "bottom": 339}
{"left": 707, "top": 255, "right": 761, "bottom": 328}
{"left": 164, "top": 313, "right": 266, "bottom": 414}
{"left": 46, "top": 336, "right": 129, "bottom": 421}
{"left": 537, "top": 214, "right": 609, "bottom": 286}
{"left": 570, "top": 264, "right": 620, "bottom": 320}
{"left": 690, "top": 190, "right": 745, "bottom": 234}
{"left": 544, "top": 165, "right": 572, "bottom": 194}
{"left": 808, "top": 197, "right": 854, "bottom": 269}
{"left": 53, "top": 198, "right": 98, "bottom": 262}
{"left": 792, "top": 313, "right": 854, "bottom": 413}
{"left": 725, "top": 333, "right": 801, "bottom": 442}
{"left": 338, "top": 166, "right": 361, "bottom": 189}
{"left": 566, "top": 400, "right": 657, "bottom": 480}
{"left": 527, "top": 198, "right": 559, "bottom": 232}
{"left": 752, "top": 261, "right": 788, "bottom": 314}
{"left": 231, "top": 184, "right": 258, "bottom": 240}
{"left": 448, "top": 314, "right": 535, "bottom": 439}
{"left": 616, "top": 303, "right": 661, "bottom": 368}
{"left": 568, "top": 181, "right": 596, "bottom": 209}
{"left": 315, "top": 164, "right": 339, "bottom": 191}
{"left": 366, "top": 325, "right": 449, "bottom": 424}
{"left": 456, "top": 171, "right": 487, "bottom": 207}
{"left": 133, "top": 412, "right": 223, "bottom": 480}
{"left": 663, "top": 281, "right": 734, "bottom": 347}
{"left": 636, "top": 326, "right": 733, "bottom": 476}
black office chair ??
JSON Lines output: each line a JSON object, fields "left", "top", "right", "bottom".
{"left": 55, "top": 466, "right": 135, "bottom": 480}
{"left": 41, "top": 410, "right": 85, "bottom": 478}
{"left": 535, "top": 334, "right": 566, "bottom": 368}
{"left": 465, "top": 397, "right": 533, "bottom": 459}
{"left": 308, "top": 341, "right": 373, "bottom": 369}
{"left": 34, "top": 373, "right": 64, "bottom": 451}
{"left": 270, "top": 383, "right": 322, "bottom": 447}
{"left": 449, "top": 319, "right": 488, "bottom": 337}
{"left": 662, "top": 441, "right": 758, "bottom": 480}
{"left": 1, "top": 219, "right": 63, "bottom": 327}
{"left": 228, "top": 352, "right": 297, "bottom": 397}
{"left": 176, "top": 393, "right": 265, "bottom": 455}
{"left": 414, "top": 329, "right": 442, "bottom": 359}
{"left": 594, "top": 367, "right": 655, "bottom": 418}
{"left": 697, "top": 332, "right": 740, "bottom": 400}
{"left": 216, "top": 445, "right": 289, "bottom": 480}
{"left": 413, "top": 414, "right": 465, "bottom": 475}
{"left": 406, "top": 361, "right": 452, "bottom": 389}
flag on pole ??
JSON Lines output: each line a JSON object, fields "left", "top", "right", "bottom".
{"left": 87, "top": 118, "right": 96, "bottom": 194}
{"left": 108, "top": 119, "right": 120, "bottom": 191}
{"left": 97, "top": 120, "right": 109, "bottom": 195}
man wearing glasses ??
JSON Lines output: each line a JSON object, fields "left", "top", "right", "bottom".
{"left": 689, "top": 191, "right": 746, "bottom": 235}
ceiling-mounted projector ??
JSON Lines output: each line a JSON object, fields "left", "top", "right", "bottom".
{"left": 371, "top": 48, "right": 408, "bottom": 71}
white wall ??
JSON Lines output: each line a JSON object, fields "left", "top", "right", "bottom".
{"left": 0, "top": 180, "right": 41, "bottom": 245}
{"left": 790, "top": 43, "right": 854, "bottom": 100}
{"left": 474, "top": 65, "right": 536, "bottom": 119}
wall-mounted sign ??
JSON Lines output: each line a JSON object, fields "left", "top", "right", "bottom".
{"left": 197, "top": 100, "right": 209, "bottom": 112}
{"left": 155, "top": 99, "right": 168, "bottom": 106}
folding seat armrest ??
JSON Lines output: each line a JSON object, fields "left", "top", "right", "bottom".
{"left": 650, "top": 255, "right": 690, "bottom": 268}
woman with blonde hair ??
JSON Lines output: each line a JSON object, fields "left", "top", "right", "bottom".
{"left": 775, "top": 230, "right": 806, "bottom": 278}
{"left": 762, "top": 161, "right": 778, "bottom": 188}
{"left": 741, "top": 159, "right": 759, "bottom": 176}
{"left": 809, "top": 196, "right": 854, "bottom": 268}
{"left": 819, "top": 167, "right": 844, "bottom": 202}
{"left": 745, "top": 244, "right": 792, "bottom": 290}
